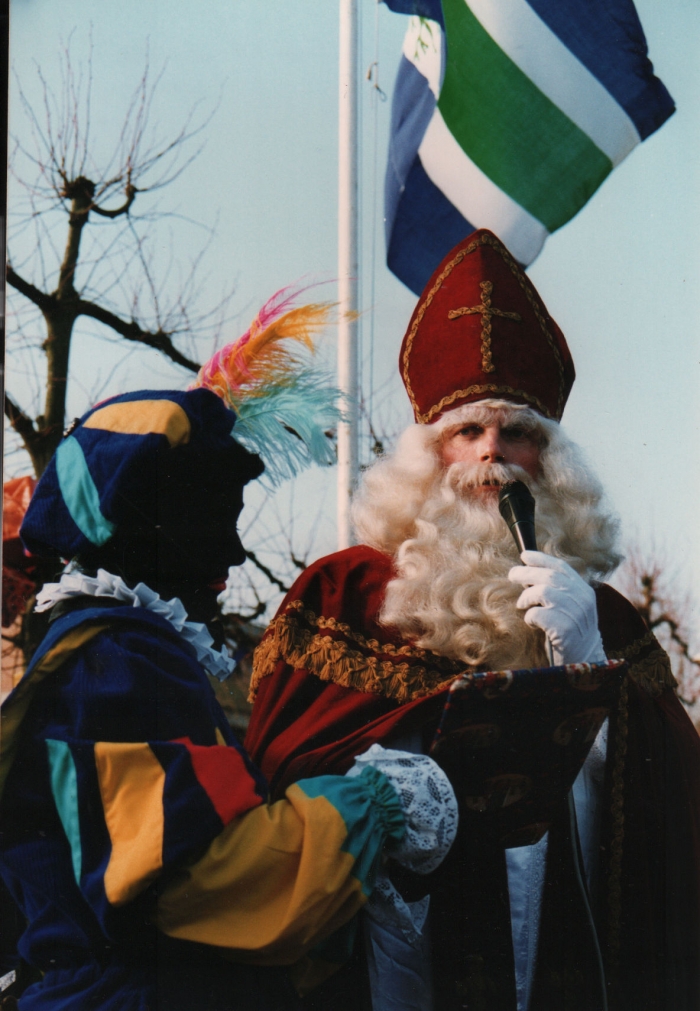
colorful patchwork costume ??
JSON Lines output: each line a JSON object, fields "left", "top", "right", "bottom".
{"left": 0, "top": 593, "right": 405, "bottom": 1010}
{"left": 0, "top": 374, "right": 456, "bottom": 1010}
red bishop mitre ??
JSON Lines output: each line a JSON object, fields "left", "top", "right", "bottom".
{"left": 399, "top": 230, "right": 575, "bottom": 422}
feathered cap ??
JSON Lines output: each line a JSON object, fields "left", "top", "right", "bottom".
{"left": 21, "top": 389, "right": 263, "bottom": 560}
{"left": 190, "top": 283, "right": 342, "bottom": 483}
{"left": 399, "top": 230, "right": 575, "bottom": 423}
{"left": 21, "top": 286, "right": 341, "bottom": 560}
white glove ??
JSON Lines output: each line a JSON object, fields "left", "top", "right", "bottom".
{"left": 346, "top": 743, "right": 458, "bottom": 874}
{"left": 508, "top": 550, "right": 607, "bottom": 666}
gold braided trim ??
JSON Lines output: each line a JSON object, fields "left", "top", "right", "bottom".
{"left": 261, "top": 600, "right": 465, "bottom": 664}
{"left": 401, "top": 232, "right": 566, "bottom": 423}
{"left": 422, "top": 384, "right": 551, "bottom": 425}
{"left": 607, "top": 631, "right": 676, "bottom": 696}
{"left": 249, "top": 600, "right": 463, "bottom": 704}
{"left": 609, "top": 628, "right": 655, "bottom": 659}
{"left": 447, "top": 279, "right": 523, "bottom": 374}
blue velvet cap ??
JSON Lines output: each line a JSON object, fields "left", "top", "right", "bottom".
{"left": 21, "top": 389, "right": 263, "bottom": 559}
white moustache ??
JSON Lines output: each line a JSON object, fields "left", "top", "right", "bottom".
{"left": 443, "top": 461, "right": 535, "bottom": 494}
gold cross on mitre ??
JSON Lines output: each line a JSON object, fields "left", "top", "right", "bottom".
{"left": 448, "top": 280, "right": 522, "bottom": 373}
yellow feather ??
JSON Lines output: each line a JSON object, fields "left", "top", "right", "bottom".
{"left": 227, "top": 303, "right": 335, "bottom": 398}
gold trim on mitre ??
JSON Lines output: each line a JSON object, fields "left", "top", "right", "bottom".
{"left": 401, "top": 232, "right": 567, "bottom": 424}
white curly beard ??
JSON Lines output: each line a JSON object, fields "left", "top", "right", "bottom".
{"left": 381, "top": 461, "right": 551, "bottom": 670}
{"left": 352, "top": 404, "right": 621, "bottom": 672}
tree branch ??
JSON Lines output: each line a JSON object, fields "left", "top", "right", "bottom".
{"left": 57, "top": 176, "right": 95, "bottom": 298}
{"left": 4, "top": 393, "right": 41, "bottom": 448}
{"left": 290, "top": 552, "right": 307, "bottom": 572}
{"left": 76, "top": 297, "right": 200, "bottom": 372}
{"left": 244, "top": 550, "right": 290, "bottom": 594}
{"left": 6, "top": 265, "right": 53, "bottom": 312}
{"left": 651, "top": 611, "right": 700, "bottom": 670}
{"left": 223, "top": 601, "right": 268, "bottom": 626}
{"left": 91, "top": 183, "right": 136, "bottom": 219}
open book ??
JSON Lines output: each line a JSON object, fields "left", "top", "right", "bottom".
{"left": 429, "top": 659, "right": 627, "bottom": 848}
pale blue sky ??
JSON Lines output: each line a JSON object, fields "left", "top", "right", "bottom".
{"left": 6, "top": 0, "right": 700, "bottom": 609}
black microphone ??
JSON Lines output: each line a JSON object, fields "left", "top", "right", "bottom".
{"left": 498, "top": 480, "right": 538, "bottom": 554}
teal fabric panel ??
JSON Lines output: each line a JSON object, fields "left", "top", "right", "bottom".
{"left": 46, "top": 738, "right": 82, "bottom": 883}
{"left": 296, "top": 768, "right": 405, "bottom": 896}
{"left": 55, "top": 436, "right": 116, "bottom": 546}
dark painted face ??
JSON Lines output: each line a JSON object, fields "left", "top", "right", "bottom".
{"left": 81, "top": 438, "right": 263, "bottom": 621}
{"left": 154, "top": 465, "right": 248, "bottom": 584}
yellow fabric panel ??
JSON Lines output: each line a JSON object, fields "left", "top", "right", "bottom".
{"left": 35, "top": 624, "right": 113, "bottom": 675}
{"left": 94, "top": 742, "right": 165, "bottom": 906}
{"left": 157, "top": 785, "right": 366, "bottom": 964}
{"left": 215, "top": 727, "right": 227, "bottom": 746}
{"left": 0, "top": 624, "right": 110, "bottom": 805}
{"left": 83, "top": 400, "right": 191, "bottom": 447}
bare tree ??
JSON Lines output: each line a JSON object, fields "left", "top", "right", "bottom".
{"left": 2, "top": 41, "right": 243, "bottom": 677}
{"left": 3, "top": 40, "right": 402, "bottom": 717}
{"left": 617, "top": 546, "right": 700, "bottom": 719}
{"left": 5, "top": 40, "right": 230, "bottom": 476}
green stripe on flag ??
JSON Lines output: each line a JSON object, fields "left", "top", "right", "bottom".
{"left": 439, "top": 0, "right": 613, "bottom": 232}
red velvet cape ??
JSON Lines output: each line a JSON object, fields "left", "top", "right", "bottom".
{"left": 246, "top": 546, "right": 700, "bottom": 1011}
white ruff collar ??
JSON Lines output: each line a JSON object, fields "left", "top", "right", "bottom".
{"left": 35, "top": 569, "right": 235, "bottom": 681}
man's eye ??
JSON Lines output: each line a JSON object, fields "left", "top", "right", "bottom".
{"left": 458, "top": 425, "right": 482, "bottom": 437}
{"left": 504, "top": 427, "right": 529, "bottom": 441}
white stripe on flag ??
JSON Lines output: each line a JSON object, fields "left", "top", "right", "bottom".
{"left": 464, "top": 0, "right": 640, "bottom": 165}
{"left": 402, "top": 16, "right": 443, "bottom": 98}
{"left": 418, "top": 107, "right": 548, "bottom": 265}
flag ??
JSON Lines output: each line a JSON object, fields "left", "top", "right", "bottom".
{"left": 384, "top": 0, "right": 675, "bottom": 295}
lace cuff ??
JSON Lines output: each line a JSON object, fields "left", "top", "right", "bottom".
{"left": 347, "top": 744, "right": 458, "bottom": 874}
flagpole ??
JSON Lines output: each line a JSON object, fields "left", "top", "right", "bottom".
{"left": 337, "top": 0, "right": 359, "bottom": 550}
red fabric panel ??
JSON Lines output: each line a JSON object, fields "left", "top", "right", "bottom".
{"left": 173, "top": 737, "right": 263, "bottom": 826}
{"left": 275, "top": 544, "right": 395, "bottom": 643}
{"left": 245, "top": 545, "right": 453, "bottom": 796}
{"left": 249, "top": 665, "right": 448, "bottom": 797}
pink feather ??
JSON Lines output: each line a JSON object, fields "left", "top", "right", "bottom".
{"left": 191, "top": 282, "right": 337, "bottom": 408}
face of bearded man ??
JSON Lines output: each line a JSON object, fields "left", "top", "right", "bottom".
{"left": 352, "top": 401, "right": 622, "bottom": 673}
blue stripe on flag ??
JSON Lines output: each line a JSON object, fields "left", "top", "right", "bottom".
{"left": 525, "top": 0, "right": 674, "bottom": 140}
{"left": 382, "top": 0, "right": 444, "bottom": 29}
{"left": 385, "top": 55, "right": 437, "bottom": 242}
{"left": 387, "top": 156, "right": 475, "bottom": 296}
